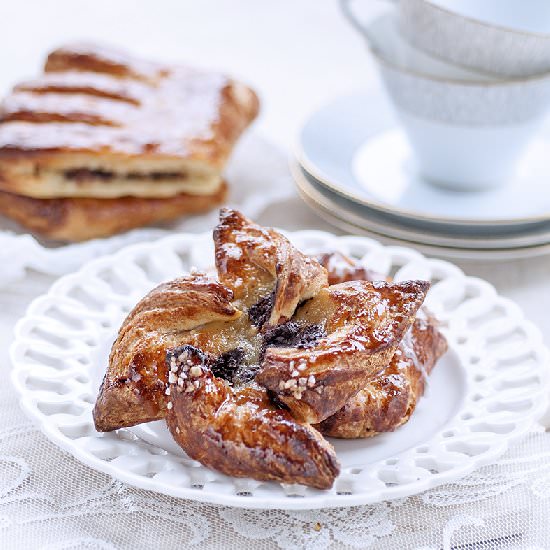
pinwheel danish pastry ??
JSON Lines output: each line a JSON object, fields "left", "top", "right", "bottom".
{"left": 93, "top": 209, "right": 442, "bottom": 488}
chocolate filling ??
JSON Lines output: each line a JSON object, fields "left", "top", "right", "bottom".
{"left": 262, "top": 321, "right": 326, "bottom": 357}
{"left": 64, "top": 168, "right": 186, "bottom": 183}
{"left": 166, "top": 321, "right": 325, "bottom": 389}
{"left": 263, "top": 321, "right": 326, "bottom": 349}
{"left": 248, "top": 289, "right": 275, "bottom": 328}
{"left": 211, "top": 348, "right": 246, "bottom": 383}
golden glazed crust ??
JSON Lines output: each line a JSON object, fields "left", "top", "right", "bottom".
{"left": 165, "top": 345, "right": 340, "bottom": 489}
{"left": 0, "top": 43, "right": 259, "bottom": 199}
{"left": 317, "top": 310, "right": 448, "bottom": 438}
{"left": 256, "top": 279, "right": 430, "bottom": 423}
{"left": 0, "top": 182, "right": 227, "bottom": 242}
{"left": 214, "top": 208, "right": 328, "bottom": 326}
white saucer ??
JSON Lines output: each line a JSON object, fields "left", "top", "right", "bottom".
{"left": 297, "top": 183, "right": 550, "bottom": 261}
{"left": 298, "top": 91, "right": 550, "bottom": 229}
{"left": 292, "top": 163, "right": 550, "bottom": 255}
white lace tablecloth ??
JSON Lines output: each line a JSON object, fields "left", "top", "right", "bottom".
{"left": 1, "top": 264, "right": 550, "bottom": 549}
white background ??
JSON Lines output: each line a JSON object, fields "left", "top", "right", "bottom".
{"left": 1, "top": 0, "right": 549, "bottom": 343}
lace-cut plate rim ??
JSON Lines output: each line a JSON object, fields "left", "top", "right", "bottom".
{"left": 9, "top": 231, "right": 550, "bottom": 509}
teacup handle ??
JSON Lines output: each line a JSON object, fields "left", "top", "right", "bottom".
{"left": 339, "top": 0, "right": 396, "bottom": 43}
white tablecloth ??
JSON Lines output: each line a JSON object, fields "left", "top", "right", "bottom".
{"left": 1, "top": 1, "right": 550, "bottom": 548}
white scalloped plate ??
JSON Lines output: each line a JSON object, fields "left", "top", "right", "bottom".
{"left": 10, "top": 231, "right": 550, "bottom": 509}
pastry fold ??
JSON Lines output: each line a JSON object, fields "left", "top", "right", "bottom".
{"left": 312, "top": 252, "right": 447, "bottom": 437}
{"left": 214, "top": 208, "right": 328, "bottom": 326}
{"left": 93, "top": 273, "right": 241, "bottom": 432}
{"left": 317, "top": 309, "right": 448, "bottom": 438}
{"left": 257, "top": 279, "right": 429, "bottom": 424}
{"left": 166, "top": 345, "right": 339, "bottom": 489}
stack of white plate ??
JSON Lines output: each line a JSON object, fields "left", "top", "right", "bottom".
{"left": 293, "top": 91, "right": 550, "bottom": 261}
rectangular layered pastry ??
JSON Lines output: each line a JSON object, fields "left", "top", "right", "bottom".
{"left": 0, "top": 43, "right": 259, "bottom": 240}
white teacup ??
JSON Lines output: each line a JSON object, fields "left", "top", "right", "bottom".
{"left": 399, "top": 0, "right": 550, "bottom": 79}
{"left": 340, "top": 2, "right": 550, "bottom": 190}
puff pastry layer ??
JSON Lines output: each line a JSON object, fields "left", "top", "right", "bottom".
{"left": 312, "top": 252, "right": 447, "bottom": 438}
{"left": 317, "top": 309, "right": 447, "bottom": 438}
{"left": 0, "top": 182, "right": 227, "bottom": 241}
